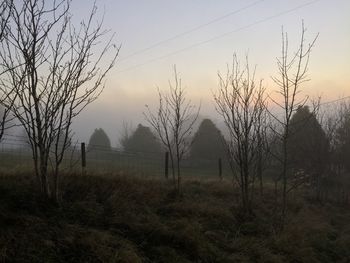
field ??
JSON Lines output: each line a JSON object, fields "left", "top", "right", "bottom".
{"left": 0, "top": 147, "right": 230, "bottom": 178}
{"left": 0, "top": 173, "right": 350, "bottom": 262}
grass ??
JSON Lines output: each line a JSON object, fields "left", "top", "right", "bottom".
{"left": 0, "top": 173, "right": 350, "bottom": 262}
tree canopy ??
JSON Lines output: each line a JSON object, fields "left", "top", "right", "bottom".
{"left": 334, "top": 105, "right": 350, "bottom": 172}
{"left": 124, "top": 124, "right": 162, "bottom": 153}
{"left": 289, "top": 106, "right": 329, "bottom": 175}
{"left": 189, "top": 118, "right": 226, "bottom": 160}
{"left": 88, "top": 128, "right": 111, "bottom": 152}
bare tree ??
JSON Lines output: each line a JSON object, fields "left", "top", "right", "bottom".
{"left": 256, "top": 101, "right": 270, "bottom": 197}
{"left": 0, "top": 0, "right": 12, "bottom": 39}
{"left": 0, "top": 0, "right": 14, "bottom": 142}
{"left": 144, "top": 66, "right": 200, "bottom": 194}
{"left": 270, "top": 22, "right": 318, "bottom": 227}
{"left": 0, "top": 0, "right": 119, "bottom": 202}
{"left": 214, "top": 54, "right": 266, "bottom": 215}
{"left": 118, "top": 120, "right": 134, "bottom": 150}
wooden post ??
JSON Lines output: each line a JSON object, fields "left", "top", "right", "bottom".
{"left": 81, "top": 142, "right": 86, "bottom": 175}
{"left": 164, "top": 152, "right": 169, "bottom": 179}
{"left": 218, "top": 158, "right": 222, "bottom": 181}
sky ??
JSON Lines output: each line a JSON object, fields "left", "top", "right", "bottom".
{"left": 67, "top": 0, "right": 350, "bottom": 145}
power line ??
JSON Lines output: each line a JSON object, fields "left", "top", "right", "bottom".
{"left": 319, "top": 96, "right": 350, "bottom": 106}
{"left": 116, "top": 0, "right": 322, "bottom": 74}
{"left": 266, "top": 95, "right": 350, "bottom": 112}
{"left": 118, "top": 0, "right": 266, "bottom": 62}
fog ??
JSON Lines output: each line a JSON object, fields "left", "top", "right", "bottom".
{"left": 1, "top": 1, "right": 350, "bottom": 261}
{"left": 63, "top": 0, "right": 349, "bottom": 145}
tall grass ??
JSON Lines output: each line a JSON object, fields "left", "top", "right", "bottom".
{"left": 0, "top": 173, "right": 349, "bottom": 262}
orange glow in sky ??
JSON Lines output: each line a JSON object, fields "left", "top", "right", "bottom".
{"left": 67, "top": 0, "right": 350, "bottom": 143}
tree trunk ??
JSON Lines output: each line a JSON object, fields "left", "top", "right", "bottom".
{"left": 53, "top": 165, "right": 60, "bottom": 203}
{"left": 281, "top": 134, "right": 288, "bottom": 229}
{"left": 39, "top": 148, "right": 51, "bottom": 199}
{"left": 257, "top": 146, "right": 263, "bottom": 197}
{"left": 177, "top": 157, "right": 181, "bottom": 195}
{"left": 40, "top": 163, "right": 50, "bottom": 198}
{"left": 169, "top": 152, "right": 176, "bottom": 187}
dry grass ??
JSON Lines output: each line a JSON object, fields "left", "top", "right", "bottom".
{"left": 0, "top": 173, "right": 349, "bottom": 262}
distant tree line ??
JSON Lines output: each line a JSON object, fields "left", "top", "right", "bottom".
{"left": 87, "top": 118, "right": 225, "bottom": 160}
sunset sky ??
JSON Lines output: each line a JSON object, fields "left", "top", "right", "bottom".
{"left": 69, "top": 0, "right": 350, "bottom": 144}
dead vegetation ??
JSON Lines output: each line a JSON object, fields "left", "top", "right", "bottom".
{"left": 0, "top": 173, "right": 349, "bottom": 262}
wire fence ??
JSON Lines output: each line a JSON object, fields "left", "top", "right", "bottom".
{"left": 0, "top": 139, "right": 230, "bottom": 179}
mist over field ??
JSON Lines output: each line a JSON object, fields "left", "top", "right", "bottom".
{"left": 63, "top": 0, "right": 350, "bottom": 144}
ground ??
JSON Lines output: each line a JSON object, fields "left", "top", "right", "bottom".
{"left": 0, "top": 173, "right": 349, "bottom": 262}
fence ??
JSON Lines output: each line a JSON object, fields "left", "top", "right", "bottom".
{"left": 0, "top": 139, "right": 230, "bottom": 179}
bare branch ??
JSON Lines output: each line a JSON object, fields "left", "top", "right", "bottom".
{"left": 214, "top": 53, "right": 267, "bottom": 213}
{"left": 144, "top": 66, "right": 200, "bottom": 194}
{"left": 0, "top": 0, "right": 119, "bottom": 201}
{"left": 269, "top": 21, "right": 318, "bottom": 227}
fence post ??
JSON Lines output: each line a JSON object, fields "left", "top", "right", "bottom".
{"left": 81, "top": 142, "right": 86, "bottom": 175}
{"left": 218, "top": 158, "right": 222, "bottom": 181}
{"left": 164, "top": 152, "right": 169, "bottom": 179}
